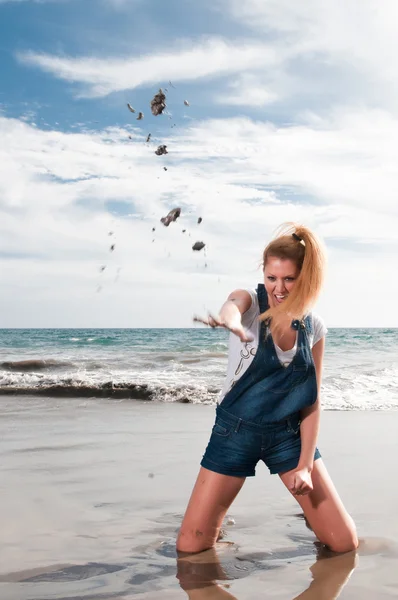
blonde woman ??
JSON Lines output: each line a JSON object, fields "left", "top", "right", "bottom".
{"left": 177, "top": 224, "right": 358, "bottom": 555}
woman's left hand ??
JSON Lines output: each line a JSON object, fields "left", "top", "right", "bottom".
{"left": 286, "top": 467, "right": 313, "bottom": 496}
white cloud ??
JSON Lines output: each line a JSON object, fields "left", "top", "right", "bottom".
{"left": 17, "top": 39, "right": 283, "bottom": 98}
{"left": 1, "top": 105, "right": 398, "bottom": 327}
{"left": 225, "top": 0, "right": 398, "bottom": 57}
{"left": 2, "top": 0, "right": 398, "bottom": 327}
{"left": 16, "top": 0, "right": 398, "bottom": 116}
{"left": 223, "top": 0, "right": 398, "bottom": 101}
{"left": 215, "top": 74, "right": 279, "bottom": 107}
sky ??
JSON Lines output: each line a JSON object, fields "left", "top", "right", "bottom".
{"left": 0, "top": 0, "right": 397, "bottom": 328}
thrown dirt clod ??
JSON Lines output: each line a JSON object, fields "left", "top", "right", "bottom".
{"left": 127, "top": 103, "right": 136, "bottom": 113}
{"left": 152, "top": 227, "right": 156, "bottom": 232}
{"left": 136, "top": 112, "right": 144, "bottom": 121}
{"left": 146, "top": 133, "right": 151, "bottom": 143}
{"left": 155, "top": 145, "right": 168, "bottom": 156}
{"left": 192, "top": 241, "right": 205, "bottom": 251}
{"left": 150, "top": 89, "right": 167, "bottom": 116}
{"left": 184, "top": 100, "right": 190, "bottom": 107}
{"left": 110, "top": 244, "right": 115, "bottom": 252}
{"left": 197, "top": 217, "right": 202, "bottom": 224}
{"left": 163, "top": 167, "right": 168, "bottom": 171}
{"left": 161, "top": 207, "right": 181, "bottom": 227}
{"left": 99, "top": 266, "right": 106, "bottom": 273}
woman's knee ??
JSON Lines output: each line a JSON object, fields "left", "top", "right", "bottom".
{"left": 323, "top": 526, "right": 359, "bottom": 554}
{"left": 176, "top": 528, "right": 215, "bottom": 554}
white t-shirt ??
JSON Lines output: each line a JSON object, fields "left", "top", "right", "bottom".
{"left": 219, "top": 288, "right": 328, "bottom": 400}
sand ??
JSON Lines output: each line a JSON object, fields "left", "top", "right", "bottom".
{"left": 0, "top": 396, "right": 398, "bottom": 600}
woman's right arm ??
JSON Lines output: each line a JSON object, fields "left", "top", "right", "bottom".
{"left": 219, "top": 289, "right": 253, "bottom": 323}
{"left": 209, "top": 289, "right": 254, "bottom": 342}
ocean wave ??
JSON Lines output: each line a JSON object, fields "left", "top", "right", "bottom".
{"left": 120, "top": 351, "right": 227, "bottom": 366}
{"left": 321, "top": 366, "right": 398, "bottom": 410}
{"left": 0, "top": 357, "right": 397, "bottom": 410}
{"left": 206, "top": 343, "right": 228, "bottom": 352}
{"left": 0, "top": 359, "right": 75, "bottom": 372}
{"left": 68, "top": 336, "right": 116, "bottom": 345}
{"left": 0, "top": 377, "right": 220, "bottom": 403}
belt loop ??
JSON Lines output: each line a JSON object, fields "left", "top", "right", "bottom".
{"left": 235, "top": 418, "right": 242, "bottom": 433}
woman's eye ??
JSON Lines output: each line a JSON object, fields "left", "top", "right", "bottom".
{"left": 267, "top": 276, "right": 295, "bottom": 282}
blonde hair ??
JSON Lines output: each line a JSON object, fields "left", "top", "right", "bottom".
{"left": 260, "top": 223, "right": 326, "bottom": 332}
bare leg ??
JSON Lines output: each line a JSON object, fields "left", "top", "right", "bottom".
{"left": 293, "top": 551, "right": 358, "bottom": 600}
{"left": 279, "top": 459, "right": 358, "bottom": 553}
{"left": 180, "top": 584, "right": 238, "bottom": 600}
{"left": 177, "top": 546, "right": 238, "bottom": 600}
{"left": 179, "top": 582, "right": 238, "bottom": 600}
{"left": 176, "top": 467, "right": 245, "bottom": 553}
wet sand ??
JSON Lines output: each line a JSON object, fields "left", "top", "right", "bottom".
{"left": 0, "top": 396, "right": 398, "bottom": 600}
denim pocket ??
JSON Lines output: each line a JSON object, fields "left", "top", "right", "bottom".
{"left": 212, "top": 420, "right": 231, "bottom": 438}
{"left": 270, "top": 368, "right": 308, "bottom": 395}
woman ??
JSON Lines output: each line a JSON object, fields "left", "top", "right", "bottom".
{"left": 177, "top": 223, "right": 358, "bottom": 555}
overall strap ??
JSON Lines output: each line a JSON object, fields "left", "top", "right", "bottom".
{"left": 256, "top": 283, "right": 269, "bottom": 314}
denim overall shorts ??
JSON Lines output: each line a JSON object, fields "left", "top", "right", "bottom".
{"left": 201, "top": 284, "right": 321, "bottom": 477}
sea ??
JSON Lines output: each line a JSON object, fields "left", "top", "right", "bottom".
{"left": 0, "top": 328, "right": 397, "bottom": 410}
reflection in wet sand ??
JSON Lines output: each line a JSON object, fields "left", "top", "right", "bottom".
{"left": 293, "top": 551, "right": 357, "bottom": 600}
{"left": 2, "top": 536, "right": 398, "bottom": 599}
{"left": 177, "top": 543, "right": 357, "bottom": 600}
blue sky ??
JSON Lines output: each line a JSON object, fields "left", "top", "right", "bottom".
{"left": 1, "top": 0, "right": 398, "bottom": 327}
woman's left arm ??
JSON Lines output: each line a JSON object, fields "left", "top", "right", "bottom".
{"left": 298, "top": 336, "right": 325, "bottom": 472}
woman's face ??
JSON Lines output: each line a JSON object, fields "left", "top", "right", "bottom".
{"left": 263, "top": 256, "right": 299, "bottom": 308}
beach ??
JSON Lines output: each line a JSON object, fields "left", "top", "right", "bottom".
{"left": 1, "top": 397, "right": 398, "bottom": 600}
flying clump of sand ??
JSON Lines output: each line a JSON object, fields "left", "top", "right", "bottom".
{"left": 126, "top": 88, "right": 206, "bottom": 250}
{"left": 99, "top": 86, "right": 208, "bottom": 294}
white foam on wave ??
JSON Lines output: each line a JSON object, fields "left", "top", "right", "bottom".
{"left": 0, "top": 353, "right": 397, "bottom": 409}
{"left": 322, "top": 366, "right": 398, "bottom": 410}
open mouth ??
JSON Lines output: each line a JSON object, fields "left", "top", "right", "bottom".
{"left": 274, "top": 294, "right": 287, "bottom": 304}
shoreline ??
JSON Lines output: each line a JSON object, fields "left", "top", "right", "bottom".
{"left": 2, "top": 392, "right": 398, "bottom": 410}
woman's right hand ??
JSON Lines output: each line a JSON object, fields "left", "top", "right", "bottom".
{"left": 193, "top": 313, "right": 254, "bottom": 343}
